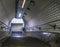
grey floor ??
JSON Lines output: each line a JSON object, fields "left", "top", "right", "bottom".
{"left": 1, "top": 36, "right": 60, "bottom": 47}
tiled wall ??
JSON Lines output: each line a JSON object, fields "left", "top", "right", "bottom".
{"left": 39, "top": 0, "right": 60, "bottom": 23}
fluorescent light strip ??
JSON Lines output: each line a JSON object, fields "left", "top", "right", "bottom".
{"left": 22, "top": 0, "right": 26, "bottom": 8}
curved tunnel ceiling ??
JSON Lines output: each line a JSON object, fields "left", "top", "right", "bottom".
{"left": 24, "top": 0, "right": 60, "bottom": 28}
{"left": 0, "top": 0, "right": 60, "bottom": 30}
{"left": 0, "top": 0, "right": 15, "bottom": 25}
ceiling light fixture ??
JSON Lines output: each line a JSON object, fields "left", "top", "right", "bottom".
{"left": 19, "top": 13, "right": 22, "bottom": 17}
{"left": 22, "top": 0, "right": 26, "bottom": 8}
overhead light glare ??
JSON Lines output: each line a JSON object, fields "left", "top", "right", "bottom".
{"left": 19, "top": 13, "right": 22, "bottom": 17}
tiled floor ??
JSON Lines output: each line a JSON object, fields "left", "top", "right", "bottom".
{"left": 1, "top": 37, "right": 51, "bottom": 47}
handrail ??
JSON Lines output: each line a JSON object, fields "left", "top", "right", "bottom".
{"left": 25, "top": 19, "right": 60, "bottom": 31}
{"left": 0, "top": 21, "right": 9, "bottom": 28}
{"left": 28, "top": 19, "right": 60, "bottom": 28}
{"left": 0, "top": 21, "right": 11, "bottom": 31}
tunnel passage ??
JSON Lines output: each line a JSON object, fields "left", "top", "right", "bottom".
{"left": 2, "top": 37, "right": 51, "bottom": 47}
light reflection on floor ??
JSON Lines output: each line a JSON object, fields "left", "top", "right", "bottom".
{"left": 1, "top": 32, "right": 60, "bottom": 47}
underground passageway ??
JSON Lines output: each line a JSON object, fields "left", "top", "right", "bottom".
{"left": 0, "top": 0, "right": 60, "bottom": 47}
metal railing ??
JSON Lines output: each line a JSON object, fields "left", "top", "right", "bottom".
{"left": 0, "top": 21, "right": 11, "bottom": 40}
